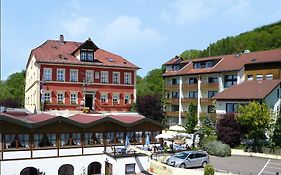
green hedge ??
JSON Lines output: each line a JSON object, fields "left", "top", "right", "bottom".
{"left": 203, "top": 140, "right": 231, "bottom": 157}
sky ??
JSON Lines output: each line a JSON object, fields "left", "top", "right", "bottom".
{"left": 1, "top": 0, "right": 281, "bottom": 80}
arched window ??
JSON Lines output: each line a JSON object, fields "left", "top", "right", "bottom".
{"left": 58, "top": 164, "right": 74, "bottom": 175}
{"left": 88, "top": 162, "right": 101, "bottom": 175}
{"left": 20, "top": 167, "right": 39, "bottom": 175}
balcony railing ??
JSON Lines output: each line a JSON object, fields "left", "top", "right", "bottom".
{"left": 182, "top": 84, "right": 197, "bottom": 90}
{"left": 166, "top": 111, "right": 186, "bottom": 117}
{"left": 181, "top": 98, "right": 197, "bottom": 104}
{"left": 200, "top": 98, "right": 214, "bottom": 104}
{"left": 201, "top": 83, "right": 219, "bottom": 90}
{"left": 165, "top": 84, "right": 179, "bottom": 91}
{"left": 166, "top": 98, "right": 179, "bottom": 104}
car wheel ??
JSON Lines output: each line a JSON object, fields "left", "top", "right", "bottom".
{"left": 179, "top": 163, "right": 186, "bottom": 168}
{"left": 202, "top": 161, "right": 207, "bottom": 168}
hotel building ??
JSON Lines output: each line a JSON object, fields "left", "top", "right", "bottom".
{"left": 163, "top": 49, "right": 281, "bottom": 126}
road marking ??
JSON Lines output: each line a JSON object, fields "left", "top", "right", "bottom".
{"left": 258, "top": 159, "right": 271, "bottom": 175}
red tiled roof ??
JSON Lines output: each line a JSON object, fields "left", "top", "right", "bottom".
{"left": 69, "top": 114, "right": 103, "bottom": 123}
{"left": 212, "top": 80, "right": 281, "bottom": 100}
{"left": 163, "top": 56, "right": 182, "bottom": 65}
{"left": 25, "top": 114, "right": 57, "bottom": 123}
{"left": 30, "top": 40, "right": 140, "bottom": 69}
{"left": 108, "top": 114, "right": 145, "bottom": 124}
{"left": 163, "top": 49, "right": 281, "bottom": 76}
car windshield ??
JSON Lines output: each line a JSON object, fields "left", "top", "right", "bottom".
{"left": 174, "top": 152, "right": 189, "bottom": 159}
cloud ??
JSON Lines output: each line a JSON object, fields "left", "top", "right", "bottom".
{"left": 61, "top": 16, "right": 93, "bottom": 36}
{"left": 102, "top": 15, "right": 165, "bottom": 48}
{"left": 161, "top": 0, "right": 253, "bottom": 25}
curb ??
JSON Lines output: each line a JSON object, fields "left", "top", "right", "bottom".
{"left": 231, "top": 149, "right": 281, "bottom": 160}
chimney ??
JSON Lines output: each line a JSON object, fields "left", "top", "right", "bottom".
{"left": 59, "top": 35, "right": 64, "bottom": 44}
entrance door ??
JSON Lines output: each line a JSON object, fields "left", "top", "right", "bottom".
{"left": 85, "top": 94, "right": 93, "bottom": 110}
{"left": 105, "top": 162, "right": 112, "bottom": 175}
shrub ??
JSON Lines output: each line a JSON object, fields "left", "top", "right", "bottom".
{"left": 217, "top": 113, "right": 241, "bottom": 148}
{"left": 204, "top": 164, "right": 215, "bottom": 175}
{"left": 203, "top": 140, "right": 231, "bottom": 157}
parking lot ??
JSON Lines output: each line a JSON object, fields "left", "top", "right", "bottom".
{"left": 210, "top": 155, "right": 281, "bottom": 175}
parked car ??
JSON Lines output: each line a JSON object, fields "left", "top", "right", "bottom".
{"left": 166, "top": 150, "right": 209, "bottom": 168}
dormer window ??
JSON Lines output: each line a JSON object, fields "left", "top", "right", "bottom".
{"left": 193, "top": 59, "right": 220, "bottom": 69}
{"left": 81, "top": 51, "right": 94, "bottom": 61}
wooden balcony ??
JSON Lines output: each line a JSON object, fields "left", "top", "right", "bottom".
{"left": 182, "top": 84, "right": 197, "bottom": 90}
{"left": 165, "top": 84, "right": 179, "bottom": 91}
{"left": 201, "top": 83, "right": 219, "bottom": 90}
{"left": 200, "top": 98, "right": 214, "bottom": 104}
{"left": 166, "top": 98, "right": 179, "bottom": 104}
{"left": 181, "top": 98, "right": 197, "bottom": 104}
{"left": 166, "top": 111, "right": 186, "bottom": 117}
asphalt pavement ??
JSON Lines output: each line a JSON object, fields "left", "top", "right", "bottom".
{"left": 210, "top": 155, "right": 281, "bottom": 175}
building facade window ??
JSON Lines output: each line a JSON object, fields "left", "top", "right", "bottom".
{"left": 113, "top": 93, "right": 120, "bottom": 104}
{"left": 101, "top": 71, "right": 108, "bottom": 84}
{"left": 124, "top": 94, "right": 130, "bottom": 104}
{"left": 224, "top": 75, "right": 237, "bottom": 87}
{"left": 189, "top": 91, "right": 198, "bottom": 98}
{"left": 43, "top": 68, "right": 52, "bottom": 81}
{"left": 171, "top": 105, "right": 179, "bottom": 112}
{"left": 189, "top": 78, "right": 198, "bottom": 84}
{"left": 44, "top": 92, "right": 51, "bottom": 103}
{"left": 125, "top": 164, "right": 136, "bottom": 174}
{"left": 256, "top": 74, "right": 263, "bottom": 80}
{"left": 112, "top": 72, "right": 120, "bottom": 84}
{"left": 172, "top": 92, "right": 179, "bottom": 98}
{"left": 208, "top": 77, "right": 218, "bottom": 83}
{"left": 57, "top": 69, "right": 65, "bottom": 82}
{"left": 124, "top": 73, "right": 132, "bottom": 85}
{"left": 266, "top": 74, "right": 273, "bottom": 80}
{"left": 57, "top": 92, "right": 64, "bottom": 104}
{"left": 207, "top": 105, "right": 215, "bottom": 113}
{"left": 81, "top": 51, "right": 94, "bottom": 61}
{"left": 60, "top": 133, "right": 81, "bottom": 146}
{"left": 226, "top": 103, "right": 238, "bottom": 113}
{"left": 34, "top": 133, "right": 56, "bottom": 147}
{"left": 172, "top": 78, "right": 179, "bottom": 85}
{"left": 70, "top": 69, "right": 78, "bottom": 82}
{"left": 84, "top": 132, "right": 103, "bottom": 145}
{"left": 100, "top": 93, "right": 108, "bottom": 103}
{"left": 106, "top": 132, "right": 114, "bottom": 144}
{"left": 70, "top": 93, "right": 77, "bottom": 104}
{"left": 86, "top": 70, "right": 94, "bottom": 83}
{"left": 208, "top": 91, "right": 217, "bottom": 98}
{"left": 4, "top": 134, "right": 29, "bottom": 149}
{"left": 247, "top": 75, "right": 253, "bottom": 80}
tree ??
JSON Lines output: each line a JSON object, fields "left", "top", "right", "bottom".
{"left": 237, "top": 101, "right": 272, "bottom": 152}
{"left": 272, "top": 104, "right": 281, "bottom": 146}
{"left": 136, "top": 94, "right": 164, "bottom": 122}
{"left": 217, "top": 113, "right": 241, "bottom": 148}
{"left": 180, "top": 49, "right": 202, "bottom": 60}
{"left": 0, "top": 71, "right": 26, "bottom": 108}
{"left": 184, "top": 103, "right": 198, "bottom": 133}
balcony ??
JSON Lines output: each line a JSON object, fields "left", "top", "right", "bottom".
{"left": 165, "top": 84, "right": 179, "bottom": 91}
{"left": 166, "top": 111, "right": 186, "bottom": 117}
{"left": 166, "top": 98, "right": 179, "bottom": 104}
{"left": 181, "top": 98, "right": 197, "bottom": 104}
{"left": 200, "top": 98, "right": 214, "bottom": 104}
{"left": 201, "top": 83, "right": 219, "bottom": 90}
{"left": 182, "top": 84, "right": 197, "bottom": 90}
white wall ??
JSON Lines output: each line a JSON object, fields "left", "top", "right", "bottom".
{"left": 215, "top": 100, "right": 249, "bottom": 115}
{"left": 265, "top": 84, "right": 281, "bottom": 118}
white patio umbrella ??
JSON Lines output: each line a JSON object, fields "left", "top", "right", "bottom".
{"left": 155, "top": 133, "right": 175, "bottom": 140}
{"left": 176, "top": 132, "right": 192, "bottom": 138}
{"left": 169, "top": 125, "right": 186, "bottom": 132}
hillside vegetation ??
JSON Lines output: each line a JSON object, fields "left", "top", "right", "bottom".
{"left": 180, "top": 21, "right": 281, "bottom": 60}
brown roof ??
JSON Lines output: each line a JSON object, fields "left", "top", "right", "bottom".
{"left": 163, "top": 56, "right": 182, "bottom": 65}
{"left": 29, "top": 40, "right": 140, "bottom": 69}
{"left": 212, "top": 80, "right": 281, "bottom": 100}
{"left": 163, "top": 49, "right": 281, "bottom": 76}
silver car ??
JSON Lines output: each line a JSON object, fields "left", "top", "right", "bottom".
{"left": 166, "top": 151, "right": 209, "bottom": 168}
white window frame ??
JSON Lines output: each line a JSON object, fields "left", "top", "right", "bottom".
{"left": 70, "top": 92, "right": 78, "bottom": 104}
{"left": 100, "top": 93, "right": 108, "bottom": 103}
{"left": 256, "top": 74, "right": 263, "bottom": 80}
{"left": 265, "top": 74, "right": 273, "bottom": 80}
{"left": 101, "top": 71, "right": 108, "bottom": 84}
{"left": 70, "top": 69, "right": 78, "bottom": 82}
{"left": 57, "top": 92, "right": 65, "bottom": 104}
{"left": 43, "top": 68, "right": 52, "bottom": 81}
{"left": 124, "top": 94, "right": 131, "bottom": 104}
{"left": 247, "top": 75, "right": 253, "bottom": 80}
{"left": 124, "top": 73, "right": 132, "bottom": 85}
{"left": 57, "top": 69, "right": 65, "bottom": 82}
{"left": 86, "top": 70, "right": 94, "bottom": 83}
{"left": 112, "top": 93, "right": 120, "bottom": 104}
{"left": 44, "top": 92, "right": 51, "bottom": 103}
{"left": 113, "top": 72, "right": 120, "bottom": 84}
